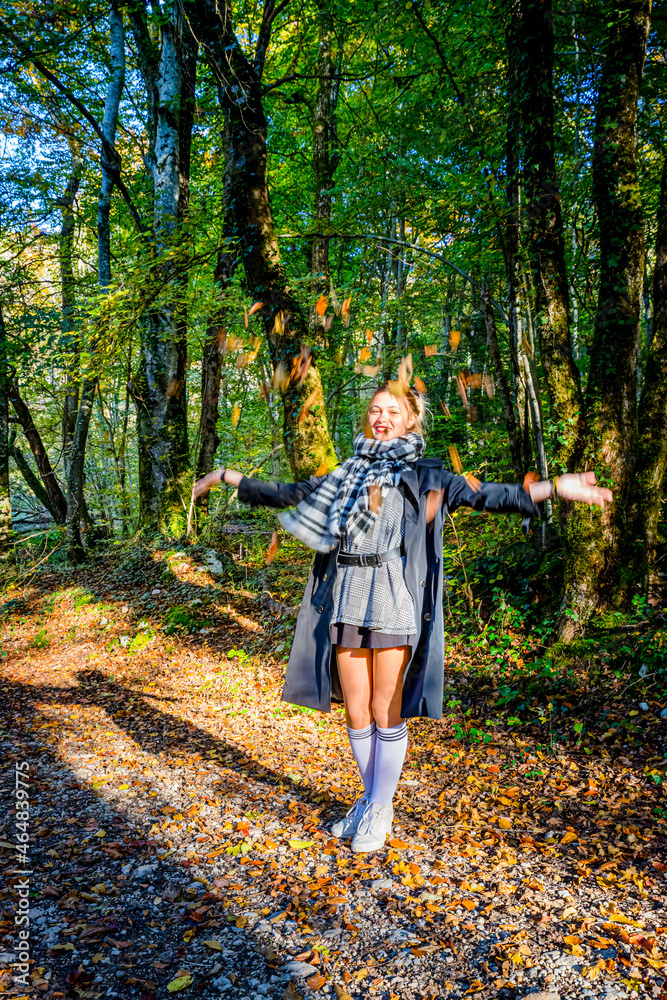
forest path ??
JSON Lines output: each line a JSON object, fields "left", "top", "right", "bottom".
{"left": 1, "top": 548, "right": 666, "bottom": 1000}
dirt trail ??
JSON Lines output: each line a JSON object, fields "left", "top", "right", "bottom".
{"left": 1, "top": 552, "right": 666, "bottom": 1000}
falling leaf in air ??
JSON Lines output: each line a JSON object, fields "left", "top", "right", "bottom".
{"left": 424, "top": 344, "right": 437, "bottom": 357}
{"left": 359, "top": 346, "right": 372, "bottom": 362}
{"left": 248, "top": 301, "right": 263, "bottom": 316}
{"left": 231, "top": 404, "right": 241, "bottom": 428}
{"left": 273, "top": 311, "right": 285, "bottom": 336}
{"left": 425, "top": 488, "right": 444, "bottom": 524}
{"left": 266, "top": 531, "right": 278, "bottom": 565}
{"left": 166, "top": 974, "right": 193, "bottom": 993}
{"left": 398, "top": 353, "right": 413, "bottom": 388}
{"left": 448, "top": 445, "right": 463, "bottom": 474}
{"left": 315, "top": 462, "right": 329, "bottom": 475}
{"left": 298, "top": 389, "right": 318, "bottom": 424}
{"left": 330, "top": 279, "right": 341, "bottom": 315}
{"left": 369, "top": 484, "right": 382, "bottom": 514}
{"left": 215, "top": 327, "right": 227, "bottom": 354}
{"left": 235, "top": 352, "right": 250, "bottom": 369}
{"left": 354, "top": 364, "right": 380, "bottom": 377}
{"left": 483, "top": 373, "right": 495, "bottom": 398}
{"left": 439, "top": 401, "right": 451, "bottom": 418}
{"left": 366, "top": 328, "right": 373, "bottom": 344}
{"left": 467, "top": 372, "right": 482, "bottom": 390}
{"left": 456, "top": 373, "right": 469, "bottom": 407}
{"left": 414, "top": 376, "right": 426, "bottom": 394}
{"left": 259, "top": 382, "right": 270, "bottom": 402}
{"left": 341, "top": 296, "right": 351, "bottom": 327}
{"left": 467, "top": 404, "right": 478, "bottom": 423}
{"left": 315, "top": 295, "right": 328, "bottom": 316}
{"left": 244, "top": 307, "right": 248, "bottom": 329}
{"left": 323, "top": 314, "right": 333, "bottom": 332}
{"left": 464, "top": 474, "right": 482, "bottom": 493}
{"left": 449, "top": 328, "right": 461, "bottom": 351}
{"left": 272, "top": 362, "right": 289, "bottom": 392}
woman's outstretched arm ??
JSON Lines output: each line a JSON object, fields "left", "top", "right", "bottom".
{"left": 527, "top": 471, "right": 612, "bottom": 507}
{"left": 194, "top": 467, "right": 327, "bottom": 509}
{"left": 194, "top": 467, "right": 243, "bottom": 498}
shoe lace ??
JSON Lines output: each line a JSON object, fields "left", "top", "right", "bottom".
{"left": 346, "top": 795, "right": 368, "bottom": 820}
{"left": 357, "top": 802, "right": 384, "bottom": 836}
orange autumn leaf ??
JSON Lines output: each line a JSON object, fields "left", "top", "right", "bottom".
{"left": 456, "top": 372, "right": 469, "bottom": 407}
{"left": 231, "top": 403, "right": 241, "bottom": 428}
{"left": 354, "top": 363, "right": 380, "bottom": 377}
{"left": 465, "top": 473, "right": 482, "bottom": 493}
{"left": 315, "top": 462, "right": 329, "bottom": 476}
{"left": 272, "top": 311, "right": 285, "bottom": 335}
{"left": 424, "top": 344, "right": 437, "bottom": 357}
{"left": 449, "top": 328, "right": 461, "bottom": 351}
{"left": 389, "top": 838, "right": 407, "bottom": 849}
{"left": 359, "top": 346, "right": 372, "bottom": 362}
{"left": 341, "top": 296, "right": 351, "bottom": 327}
{"left": 398, "top": 353, "right": 413, "bottom": 388}
{"left": 306, "top": 973, "right": 326, "bottom": 991}
{"left": 248, "top": 301, "right": 263, "bottom": 316}
{"left": 365, "top": 328, "right": 373, "bottom": 344}
{"left": 298, "top": 390, "right": 318, "bottom": 424}
{"left": 439, "top": 400, "right": 451, "bottom": 418}
{"left": 483, "top": 373, "right": 495, "bottom": 398}
{"left": 413, "top": 376, "right": 426, "bottom": 394}
{"left": 266, "top": 531, "right": 278, "bottom": 565}
{"left": 315, "top": 294, "right": 328, "bottom": 316}
{"left": 243, "top": 307, "right": 248, "bottom": 329}
{"left": 467, "top": 372, "right": 482, "bottom": 390}
{"left": 448, "top": 445, "right": 463, "bottom": 474}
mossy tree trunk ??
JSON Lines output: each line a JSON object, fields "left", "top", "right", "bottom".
{"left": 627, "top": 152, "right": 667, "bottom": 587}
{"left": 130, "top": 1, "right": 197, "bottom": 530}
{"left": 0, "top": 305, "right": 14, "bottom": 568}
{"left": 509, "top": 0, "right": 583, "bottom": 472}
{"left": 188, "top": 0, "right": 338, "bottom": 479}
{"left": 560, "top": 0, "right": 651, "bottom": 634}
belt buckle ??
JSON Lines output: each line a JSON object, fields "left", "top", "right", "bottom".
{"left": 361, "top": 553, "right": 381, "bottom": 568}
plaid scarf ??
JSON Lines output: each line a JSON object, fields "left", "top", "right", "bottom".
{"left": 277, "top": 432, "right": 424, "bottom": 553}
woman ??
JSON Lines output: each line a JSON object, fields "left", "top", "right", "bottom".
{"left": 194, "top": 384, "right": 611, "bottom": 853}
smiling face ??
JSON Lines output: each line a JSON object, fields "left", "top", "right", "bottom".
{"left": 367, "top": 390, "right": 414, "bottom": 441}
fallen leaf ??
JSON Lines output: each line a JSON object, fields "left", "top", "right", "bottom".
{"left": 203, "top": 940, "right": 222, "bottom": 951}
{"left": 166, "top": 974, "right": 193, "bottom": 992}
{"left": 389, "top": 838, "right": 408, "bottom": 849}
{"left": 307, "top": 973, "right": 326, "bottom": 990}
{"left": 288, "top": 839, "right": 314, "bottom": 849}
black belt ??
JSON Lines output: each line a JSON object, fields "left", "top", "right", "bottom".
{"left": 336, "top": 546, "right": 403, "bottom": 568}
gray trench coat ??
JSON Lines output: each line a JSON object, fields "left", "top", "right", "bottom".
{"left": 238, "top": 459, "right": 539, "bottom": 719}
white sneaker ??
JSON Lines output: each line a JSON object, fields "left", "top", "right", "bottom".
{"left": 330, "top": 794, "right": 369, "bottom": 839}
{"left": 351, "top": 801, "right": 393, "bottom": 853}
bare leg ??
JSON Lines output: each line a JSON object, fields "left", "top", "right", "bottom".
{"left": 336, "top": 646, "right": 374, "bottom": 728}
{"left": 371, "top": 645, "right": 410, "bottom": 728}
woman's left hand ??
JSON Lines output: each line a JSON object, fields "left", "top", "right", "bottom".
{"left": 555, "top": 471, "right": 613, "bottom": 507}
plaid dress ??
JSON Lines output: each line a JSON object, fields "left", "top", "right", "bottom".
{"left": 330, "top": 485, "right": 416, "bottom": 634}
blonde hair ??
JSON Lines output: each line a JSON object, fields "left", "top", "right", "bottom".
{"left": 361, "top": 383, "right": 430, "bottom": 438}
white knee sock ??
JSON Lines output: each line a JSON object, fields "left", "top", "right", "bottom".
{"left": 346, "top": 723, "right": 376, "bottom": 796}
{"left": 371, "top": 721, "right": 408, "bottom": 806}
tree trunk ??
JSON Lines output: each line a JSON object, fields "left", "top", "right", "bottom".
{"left": 0, "top": 305, "right": 13, "bottom": 566}
{"left": 9, "top": 382, "right": 67, "bottom": 523}
{"left": 310, "top": 0, "right": 338, "bottom": 332}
{"left": 57, "top": 131, "right": 84, "bottom": 478}
{"left": 509, "top": 0, "right": 583, "bottom": 471}
{"left": 10, "top": 442, "right": 58, "bottom": 521}
{"left": 65, "top": 0, "right": 125, "bottom": 561}
{"left": 190, "top": 0, "right": 338, "bottom": 478}
{"left": 131, "top": 0, "right": 196, "bottom": 528}
{"left": 196, "top": 130, "right": 236, "bottom": 504}
{"left": 560, "top": 0, "right": 651, "bottom": 632}
{"left": 628, "top": 152, "right": 667, "bottom": 585}
{"left": 482, "top": 288, "right": 523, "bottom": 480}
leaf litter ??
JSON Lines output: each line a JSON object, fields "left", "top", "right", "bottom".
{"left": 0, "top": 545, "right": 666, "bottom": 1000}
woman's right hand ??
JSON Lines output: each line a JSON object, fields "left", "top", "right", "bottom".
{"left": 194, "top": 467, "right": 244, "bottom": 498}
